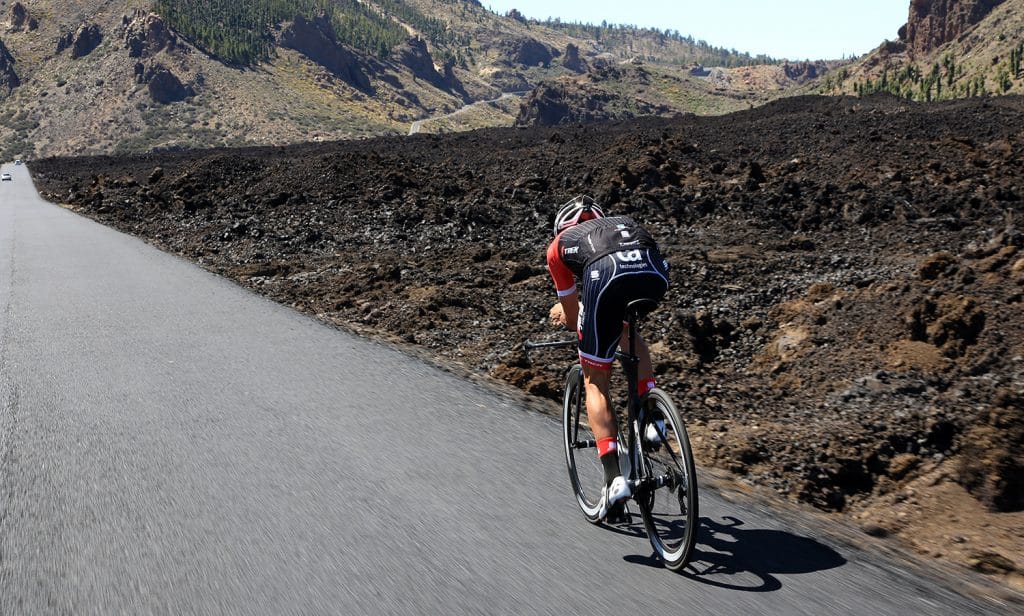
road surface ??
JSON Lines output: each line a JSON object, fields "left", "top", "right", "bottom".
{"left": 409, "top": 93, "right": 519, "bottom": 135}
{"left": 0, "top": 161, "right": 1018, "bottom": 614}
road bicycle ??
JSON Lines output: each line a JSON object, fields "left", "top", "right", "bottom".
{"left": 525, "top": 298, "right": 699, "bottom": 570}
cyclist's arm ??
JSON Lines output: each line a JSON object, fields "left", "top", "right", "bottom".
{"left": 547, "top": 239, "right": 578, "bottom": 332}
{"left": 557, "top": 291, "right": 580, "bottom": 333}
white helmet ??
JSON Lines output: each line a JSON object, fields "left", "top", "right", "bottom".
{"left": 552, "top": 195, "right": 605, "bottom": 236}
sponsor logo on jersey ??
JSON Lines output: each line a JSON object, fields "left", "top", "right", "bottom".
{"left": 563, "top": 246, "right": 579, "bottom": 255}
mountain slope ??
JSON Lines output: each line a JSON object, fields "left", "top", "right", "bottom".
{"left": 820, "top": 0, "right": 1024, "bottom": 99}
{"left": 0, "top": 0, "right": 480, "bottom": 158}
{"left": 7, "top": 0, "right": 1020, "bottom": 159}
{"left": 0, "top": 0, "right": 811, "bottom": 159}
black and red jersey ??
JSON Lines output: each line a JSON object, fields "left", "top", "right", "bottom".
{"left": 546, "top": 216, "right": 659, "bottom": 296}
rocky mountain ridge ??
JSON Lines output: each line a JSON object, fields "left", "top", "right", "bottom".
{"left": 0, "top": 0, "right": 823, "bottom": 159}
{"left": 4, "top": 1, "right": 1024, "bottom": 158}
{"left": 822, "top": 0, "right": 1024, "bottom": 99}
{"left": 0, "top": 35, "right": 17, "bottom": 93}
{"left": 903, "top": 0, "right": 1007, "bottom": 57}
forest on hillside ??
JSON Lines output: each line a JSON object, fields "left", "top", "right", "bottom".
{"left": 153, "top": 0, "right": 454, "bottom": 65}
{"left": 834, "top": 43, "right": 1024, "bottom": 101}
{"left": 519, "top": 16, "right": 779, "bottom": 67}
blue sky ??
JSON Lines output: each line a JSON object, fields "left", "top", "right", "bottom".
{"left": 483, "top": 1, "right": 909, "bottom": 61}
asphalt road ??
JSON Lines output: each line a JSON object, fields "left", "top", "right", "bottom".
{"left": 408, "top": 92, "right": 522, "bottom": 135}
{"left": 0, "top": 162, "right": 1018, "bottom": 614}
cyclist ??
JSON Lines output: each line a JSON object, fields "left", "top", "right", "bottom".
{"left": 546, "top": 195, "right": 670, "bottom": 520}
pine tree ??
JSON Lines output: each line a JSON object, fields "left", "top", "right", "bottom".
{"left": 943, "top": 53, "right": 956, "bottom": 87}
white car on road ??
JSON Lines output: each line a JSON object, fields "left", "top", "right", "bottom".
{"left": 1, "top": 173, "right": 12, "bottom": 181}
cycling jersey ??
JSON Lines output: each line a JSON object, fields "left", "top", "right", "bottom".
{"left": 547, "top": 216, "right": 660, "bottom": 297}
{"left": 547, "top": 216, "right": 669, "bottom": 369}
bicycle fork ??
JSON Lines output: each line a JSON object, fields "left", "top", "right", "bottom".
{"left": 624, "top": 394, "right": 680, "bottom": 495}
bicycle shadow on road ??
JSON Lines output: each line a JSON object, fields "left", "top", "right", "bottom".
{"left": 625, "top": 515, "right": 847, "bottom": 591}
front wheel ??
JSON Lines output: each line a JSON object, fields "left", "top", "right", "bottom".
{"left": 562, "top": 364, "right": 604, "bottom": 523}
{"left": 637, "top": 388, "right": 699, "bottom": 570}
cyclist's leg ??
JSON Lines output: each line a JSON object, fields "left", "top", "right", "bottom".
{"left": 583, "top": 364, "right": 630, "bottom": 521}
{"left": 578, "top": 256, "right": 625, "bottom": 454}
{"left": 579, "top": 257, "right": 632, "bottom": 515}
{"left": 581, "top": 359, "right": 620, "bottom": 493}
{"left": 581, "top": 364, "right": 615, "bottom": 442}
{"left": 582, "top": 361, "right": 632, "bottom": 515}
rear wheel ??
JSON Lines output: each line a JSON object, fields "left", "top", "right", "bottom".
{"left": 637, "top": 389, "right": 698, "bottom": 570}
{"left": 562, "top": 364, "right": 604, "bottom": 523}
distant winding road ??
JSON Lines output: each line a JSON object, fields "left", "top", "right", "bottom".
{"left": 409, "top": 93, "right": 520, "bottom": 135}
{"left": 0, "top": 162, "right": 1017, "bottom": 614}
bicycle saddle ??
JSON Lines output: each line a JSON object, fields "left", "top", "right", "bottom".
{"left": 626, "top": 298, "right": 659, "bottom": 319}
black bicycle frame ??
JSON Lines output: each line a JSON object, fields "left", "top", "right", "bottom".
{"left": 616, "top": 309, "right": 644, "bottom": 489}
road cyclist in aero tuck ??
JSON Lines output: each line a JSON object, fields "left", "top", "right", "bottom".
{"left": 545, "top": 195, "right": 671, "bottom": 521}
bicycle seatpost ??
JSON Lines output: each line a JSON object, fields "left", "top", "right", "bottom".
{"left": 622, "top": 298, "right": 658, "bottom": 398}
{"left": 623, "top": 298, "right": 657, "bottom": 362}
{"left": 621, "top": 309, "right": 640, "bottom": 401}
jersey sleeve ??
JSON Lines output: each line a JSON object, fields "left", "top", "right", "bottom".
{"left": 546, "top": 238, "right": 576, "bottom": 297}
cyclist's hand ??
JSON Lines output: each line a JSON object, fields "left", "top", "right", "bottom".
{"left": 549, "top": 302, "right": 566, "bottom": 328}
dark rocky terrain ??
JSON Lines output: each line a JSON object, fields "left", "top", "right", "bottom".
{"left": 31, "top": 94, "right": 1024, "bottom": 588}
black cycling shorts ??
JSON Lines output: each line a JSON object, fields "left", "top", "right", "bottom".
{"left": 577, "top": 248, "right": 669, "bottom": 369}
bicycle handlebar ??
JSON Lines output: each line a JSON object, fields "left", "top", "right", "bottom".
{"left": 523, "top": 339, "right": 577, "bottom": 351}
{"left": 523, "top": 339, "right": 631, "bottom": 364}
